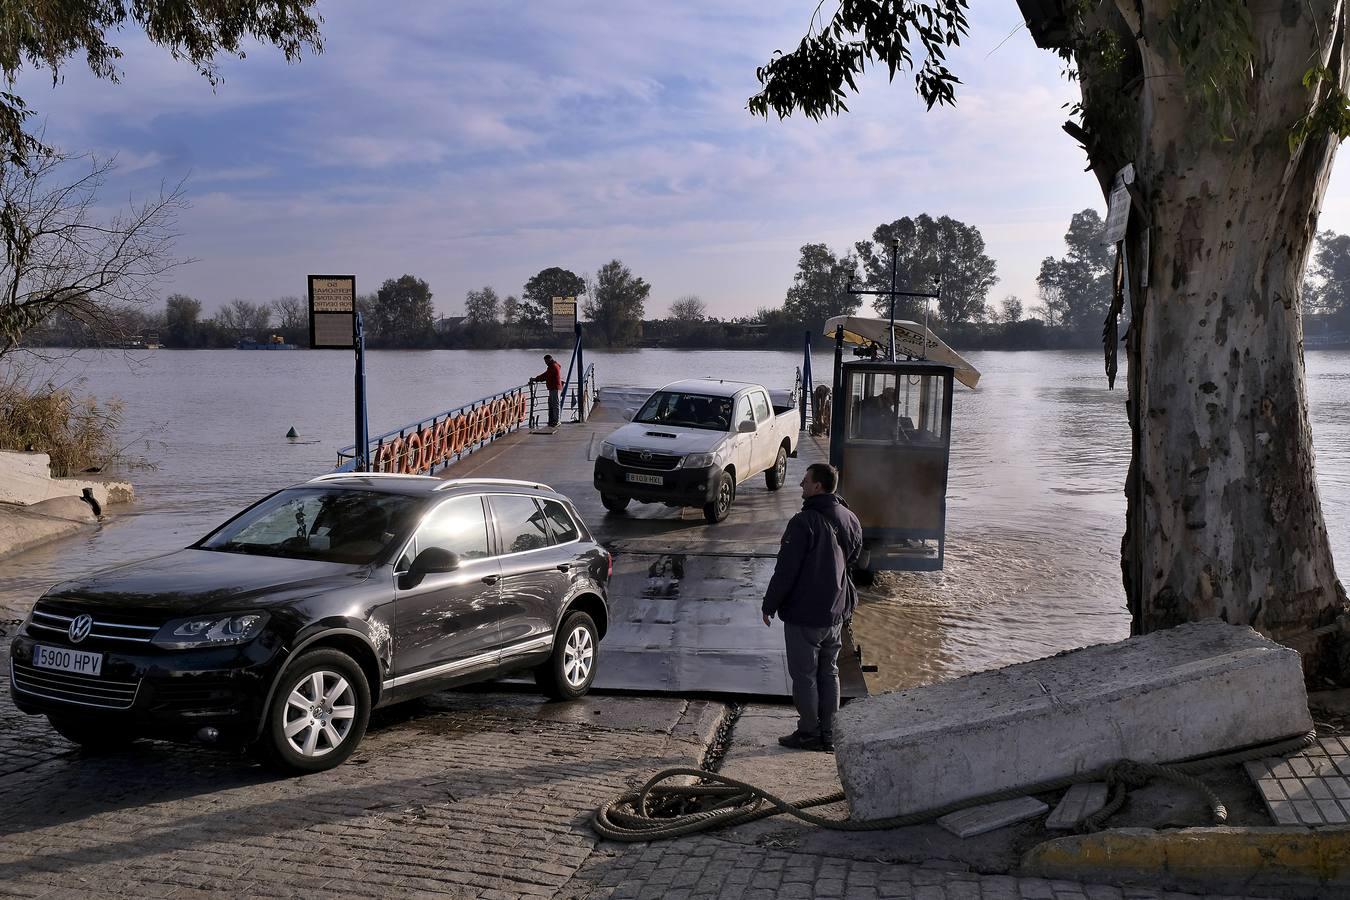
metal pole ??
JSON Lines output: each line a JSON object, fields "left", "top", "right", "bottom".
{"left": 575, "top": 322, "right": 586, "bottom": 422}
{"left": 801, "top": 330, "right": 813, "bottom": 431}
{"left": 888, "top": 238, "right": 899, "bottom": 362}
{"left": 829, "top": 325, "right": 846, "bottom": 469}
{"left": 354, "top": 312, "right": 370, "bottom": 471}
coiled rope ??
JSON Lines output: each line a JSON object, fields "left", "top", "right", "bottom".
{"left": 591, "top": 730, "right": 1317, "bottom": 842}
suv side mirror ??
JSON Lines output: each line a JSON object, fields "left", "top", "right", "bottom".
{"left": 412, "top": 547, "right": 460, "bottom": 575}
{"left": 737, "top": 420, "right": 756, "bottom": 433}
{"left": 399, "top": 547, "right": 460, "bottom": 590}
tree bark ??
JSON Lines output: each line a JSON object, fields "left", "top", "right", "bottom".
{"left": 1100, "top": 0, "right": 1350, "bottom": 673}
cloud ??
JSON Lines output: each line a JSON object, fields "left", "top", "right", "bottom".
{"left": 17, "top": 2, "right": 1343, "bottom": 323}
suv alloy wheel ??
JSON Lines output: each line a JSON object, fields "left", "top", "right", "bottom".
{"left": 259, "top": 647, "right": 371, "bottom": 773}
{"left": 535, "top": 610, "right": 598, "bottom": 700}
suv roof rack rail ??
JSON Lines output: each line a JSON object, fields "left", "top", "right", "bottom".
{"left": 308, "top": 472, "right": 438, "bottom": 483}
{"left": 435, "top": 477, "right": 554, "bottom": 492}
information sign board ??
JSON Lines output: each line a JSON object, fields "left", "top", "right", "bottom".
{"left": 551, "top": 296, "right": 577, "bottom": 333}
{"left": 309, "top": 275, "right": 356, "bottom": 349}
{"left": 1103, "top": 163, "right": 1135, "bottom": 245}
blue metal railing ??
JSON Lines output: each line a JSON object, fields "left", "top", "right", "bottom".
{"left": 335, "top": 384, "right": 529, "bottom": 474}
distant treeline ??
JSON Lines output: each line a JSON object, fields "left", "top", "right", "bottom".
{"left": 25, "top": 213, "right": 1350, "bottom": 353}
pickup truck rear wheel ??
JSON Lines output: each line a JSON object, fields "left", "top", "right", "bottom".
{"left": 601, "top": 493, "right": 630, "bottom": 513}
{"left": 703, "top": 471, "right": 734, "bottom": 523}
{"left": 765, "top": 444, "right": 788, "bottom": 491}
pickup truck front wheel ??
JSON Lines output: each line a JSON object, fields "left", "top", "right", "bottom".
{"left": 703, "top": 471, "right": 735, "bottom": 523}
{"left": 601, "top": 493, "right": 630, "bottom": 514}
{"left": 765, "top": 444, "right": 788, "bottom": 491}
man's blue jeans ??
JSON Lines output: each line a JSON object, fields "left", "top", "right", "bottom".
{"left": 783, "top": 621, "right": 843, "bottom": 738}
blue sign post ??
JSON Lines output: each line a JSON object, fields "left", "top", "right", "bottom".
{"left": 308, "top": 274, "right": 368, "bottom": 471}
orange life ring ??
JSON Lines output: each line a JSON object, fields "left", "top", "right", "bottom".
{"left": 384, "top": 437, "right": 404, "bottom": 473}
{"left": 416, "top": 425, "right": 434, "bottom": 471}
{"left": 491, "top": 398, "right": 506, "bottom": 434}
{"left": 516, "top": 391, "right": 526, "bottom": 423}
{"left": 370, "top": 442, "right": 387, "bottom": 472}
{"left": 402, "top": 431, "right": 422, "bottom": 473}
{"left": 475, "top": 405, "right": 488, "bottom": 443}
{"left": 436, "top": 419, "right": 451, "bottom": 464}
{"left": 463, "top": 408, "right": 479, "bottom": 447}
{"left": 448, "top": 414, "right": 464, "bottom": 455}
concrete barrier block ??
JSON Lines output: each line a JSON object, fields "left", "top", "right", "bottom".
{"left": 835, "top": 622, "right": 1311, "bottom": 821}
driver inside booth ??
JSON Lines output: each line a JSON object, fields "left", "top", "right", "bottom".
{"left": 858, "top": 386, "right": 898, "bottom": 440}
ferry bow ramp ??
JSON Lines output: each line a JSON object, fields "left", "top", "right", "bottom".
{"left": 440, "top": 389, "right": 867, "bottom": 699}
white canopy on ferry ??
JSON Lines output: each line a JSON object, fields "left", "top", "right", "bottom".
{"left": 822, "top": 316, "right": 982, "bottom": 390}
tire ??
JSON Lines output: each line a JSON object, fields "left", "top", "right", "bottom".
{"left": 702, "top": 470, "right": 735, "bottom": 524}
{"left": 765, "top": 444, "right": 788, "bottom": 491}
{"left": 601, "top": 493, "right": 630, "bottom": 514}
{"left": 47, "top": 715, "right": 137, "bottom": 752}
{"left": 535, "top": 611, "right": 599, "bottom": 701}
{"left": 259, "top": 648, "right": 370, "bottom": 774}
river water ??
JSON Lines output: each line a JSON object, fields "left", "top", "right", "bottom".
{"left": 4, "top": 348, "right": 1350, "bottom": 694}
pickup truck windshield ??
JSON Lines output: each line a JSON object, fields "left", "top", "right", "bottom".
{"left": 634, "top": 391, "right": 734, "bottom": 432}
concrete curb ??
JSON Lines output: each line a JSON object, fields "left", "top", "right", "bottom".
{"left": 0, "top": 506, "right": 91, "bottom": 560}
{"left": 1021, "top": 826, "right": 1350, "bottom": 898}
{"left": 671, "top": 700, "right": 731, "bottom": 758}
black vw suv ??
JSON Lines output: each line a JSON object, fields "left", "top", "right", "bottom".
{"left": 9, "top": 474, "right": 611, "bottom": 773}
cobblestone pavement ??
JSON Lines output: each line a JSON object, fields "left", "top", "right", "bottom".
{"left": 562, "top": 838, "right": 1275, "bottom": 900}
{"left": 0, "top": 633, "right": 1275, "bottom": 900}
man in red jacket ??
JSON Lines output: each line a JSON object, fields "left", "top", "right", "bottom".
{"left": 761, "top": 462, "right": 863, "bottom": 752}
{"left": 529, "top": 354, "right": 564, "bottom": 427}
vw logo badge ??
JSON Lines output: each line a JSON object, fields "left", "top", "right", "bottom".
{"left": 640, "top": 451, "right": 652, "bottom": 461}
{"left": 68, "top": 614, "right": 93, "bottom": 644}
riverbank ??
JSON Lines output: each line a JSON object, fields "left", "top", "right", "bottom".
{"left": 0, "top": 450, "right": 133, "bottom": 560}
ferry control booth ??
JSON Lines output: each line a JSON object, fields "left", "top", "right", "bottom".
{"left": 829, "top": 358, "right": 955, "bottom": 572}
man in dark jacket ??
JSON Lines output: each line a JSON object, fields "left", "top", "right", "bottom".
{"left": 762, "top": 462, "right": 863, "bottom": 751}
{"left": 529, "top": 354, "right": 564, "bottom": 427}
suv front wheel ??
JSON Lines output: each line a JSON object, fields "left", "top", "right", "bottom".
{"left": 535, "top": 611, "right": 598, "bottom": 700}
{"left": 259, "top": 647, "right": 370, "bottom": 773}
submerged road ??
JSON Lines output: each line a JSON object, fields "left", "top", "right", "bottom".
{"left": 439, "top": 390, "right": 867, "bottom": 700}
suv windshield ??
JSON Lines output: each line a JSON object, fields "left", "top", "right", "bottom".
{"left": 634, "top": 391, "right": 733, "bottom": 432}
{"left": 197, "top": 487, "right": 423, "bottom": 565}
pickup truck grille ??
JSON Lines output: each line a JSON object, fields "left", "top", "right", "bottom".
{"left": 616, "top": 449, "right": 683, "bottom": 471}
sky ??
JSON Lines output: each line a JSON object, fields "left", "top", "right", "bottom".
{"left": 19, "top": 2, "right": 1350, "bottom": 321}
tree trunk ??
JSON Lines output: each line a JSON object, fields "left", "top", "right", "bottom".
{"left": 1105, "top": 1, "right": 1349, "bottom": 674}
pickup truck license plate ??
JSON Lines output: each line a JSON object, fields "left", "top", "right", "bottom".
{"left": 33, "top": 644, "right": 103, "bottom": 677}
{"left": 625, "top": 473, "right": 663, "bottom": 485}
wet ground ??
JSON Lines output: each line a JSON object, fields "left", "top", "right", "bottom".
{"left": 445, "top": 400, "right": 867, "bottom": 699}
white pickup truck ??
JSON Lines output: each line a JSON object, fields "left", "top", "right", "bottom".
{"left": 592, "top": 379, "right": 799, "bottom": 523}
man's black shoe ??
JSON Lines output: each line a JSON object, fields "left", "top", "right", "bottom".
{"left": 819, "top": 735, "right": 835, "bottom": 752}
{"left": 777, "top": 731, "right": 823, "bottom": 751}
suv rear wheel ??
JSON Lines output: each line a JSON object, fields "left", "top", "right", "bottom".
{"left": 259, "top": 648, "right": 370, "bottom": 773}
{"left": 535, "top": 611, "right": 598, "bottom": 700}
{"left": 48, "top": 715, "right": 137, "bottom": 752}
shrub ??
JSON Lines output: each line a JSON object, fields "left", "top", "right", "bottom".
{"left": 0, "top": 375, "right": 123, "bottom": 477}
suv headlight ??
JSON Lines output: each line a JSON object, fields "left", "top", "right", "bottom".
{"left": 599, "top": 441, "right": 618, "bottom": 460}
{"left": 152, "top": 613, "right": 269, "bottom": 649}
{"left": 682, "top": 452, "right": 716, "bottom": 468}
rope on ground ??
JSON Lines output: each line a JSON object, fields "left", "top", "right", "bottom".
{"left": 590, "top": 730, "right": 1317, "bottom": 843}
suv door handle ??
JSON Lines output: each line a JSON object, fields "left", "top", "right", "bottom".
{"left": 556, "top": 564, "right": 571, "bottom": 572}
{"left": 481, "top": 575, "right": 500, "bottom": 585}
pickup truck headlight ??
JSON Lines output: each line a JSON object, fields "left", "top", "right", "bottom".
{"left": 152, "top": 612, "right": 269, "bottom": 649}
{"left": 599, "top": 441, "right": 618, "bottom": 461}
{"left": 682, "top": 452, "right": 716, "bottom": 468}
